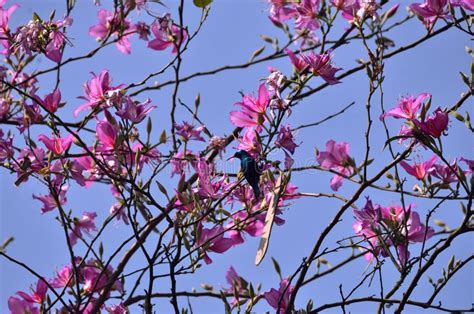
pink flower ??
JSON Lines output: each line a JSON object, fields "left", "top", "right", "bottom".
{"left": 431, "top": 160, "right": 458, "bottom": 184}
{"left": 170, "top": 150, "right": 195, "bottom": 177}
{"left": 89, "top": 9, "right": 135, "bottom": 54}
{"left": 381, "top": 93, "right": 430, "bottom": 120}
{"left": 275, "top": 125, "right": 298, "bottom": 154}
{"left": 450, "top": 0, "right": 474, "bottom": 10}
{"left": 225, "top": 266, "right": 247, "bottom": 305}
{"left": 33, "top": 185, "right": 68, "bottom": 214}
{"left": 18, "top": 279, "right": 48, "bottom": 303}
{"left": 106, "top": 303, "right": 129, "bottom": 314}
{"left": 295, "top": 0, "right": 321, "bottom": 31}
{"left": 69, "top": 211, "right": 98, "bottom": 246}
{"left": 38, "top": 133, "right": 73, "bottom": 155}
{"left": 148, "top": 14, "right": 187, "bottom": 54}
{"left": 50, "top": 264, "right": 73, "bottom": 288}
{"left": 301, "top": 50, "right": 341, "bottom": 84}
{"left": 110, "top": 203, "right": 129, "bottom": 225}
{"left": 400, "top": 155, "right": 437, "bottom": 180}
{"left": 175, "top": 121, "right": 205, "bottom": 142}
{"left": 13, "top": 147, "right": 46, "bottom": 184}
{"left": 410, "top": 0, "right": 450, "bottom": 28}
{"left": 284, "top": 48, "right": 308, "bottom": 73}
{"left": 0, "top": 1, "right": 19, "bottom": 54}
{"left": 8, "top": 297, "right": 39, "bottom": 314}
{"left": 116, "top": 96, "right": 155, "bottom": 123}
{"left": 196, "top": 224, "right": 236, "bottom": 264}
{"left": 75, "top": 70, "right": 121, "bottom": 117}
{"left": 96, "top": 118, "right": 118, "bottom": 150}
{"left": 81, "top": 259, "right": 123, "bottom": 295}
{"left": 460, "top": 158, "right": 474, "bottom": 174}
{"left": 0, "top": 129, "right": 13, "bottom": 161}
{"left": 268, "top": 0, "right": 297, "bottom": 25}
{"left": 414, "top": 107, "right": 449, "bottom": 138}
{"left": 317, "top": 140, "right": 354, "bottom": 191}
{"left": 237, "top": 128, "right": 262, "bottom": 158}
{"left": 263, "top": 278, "right": 294, "bottom": 313}
{"left": 230, "top": 84, "right": 270, "bottom": 129}
{"left": 34, "top": 89, "right": 61, "bottom": 113}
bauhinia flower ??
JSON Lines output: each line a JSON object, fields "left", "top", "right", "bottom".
{"left": 0, "top": 0, "right": 19, "bottom": 54}
{"left": 9, "top": 279, "right": 47, "bottom": 314}
{"left": 89, "top": 9, "right": 135, "bottom": 54}
{"left": 301, "top": 50, "right": 341, "bottom": 84}
{"left": 69, "top": 211, "right": 98, "bottom": 246}
{"left": 414, "top": 107, "right": 449, "bottom": 138}
{"left": 116, "top": 96, "right": 155, "bottom": 123}
{"left": 275, "top": 125, "right": 298, "bottom": 154}
{"left": 284, "top": 48, "right": 308, "bottom": 73}
{"left": 50, "top": 264, "right": 73, "bottom": 288}
{"left": 96, "top": 118, "right": 118, "bottom": 150}
{"left": 295, "top": 0, "right": 321, "bottom": 31}
{"left": 33, "top": 185, "right": 68, "bottom": 214}
{"left": 410, "top": 0, "right": 450, "bottom": 29}
{"left": 400, "top": 155, "right": 437, "bottom": 180}
{"left": 230, "top": 84, "right": 270, "bottom": 130}
{"left": 381, "top": 93, "right": 430, "bottom": 120}
{"left": 75, "top": 70, "right": 122, "bottom": 117}
{"left": 224, "top": 266, "right": 248, "bottom": 305}
{"left": 175, "top": 121, "right": 205, "bottom": 142}
{"left": 147, "top": 14, "right": 187, "bottom": 54}
{"left": 431, "top": 160, "right": 458, "bottom": 184}
{"left": 317, "top": 140, "right": 354, "bottom": 191}
{"left": 196, "top": 224, "right": 236, "bottom": 264}
{"left": 263, "top": 278, "right": 294, "bottom": 313}
{"left": 33, "top": 89, "right": 61, "bottom": 113}
{"left": 237, "top": 128, "right": 262, "bottom": 158}
{"left": 38, "top": 133, "right": 73, "bottom": 155}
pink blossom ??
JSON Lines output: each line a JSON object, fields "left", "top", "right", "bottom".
{"left": 410, "top": 0, "right": 450, "bottom": 28}
{"left": 263, "top": 278, "right": 294, "bottom": 313}
{"left": 148, "top": 14, "right": 187, "bottom": 54}
{"left": 81, "top": 259, "right": 123, "bottom": 295}
{"left": 96, "top": 118, "right": 118, "bottom": 150}
{"left": 381, "top": 93, "right": 430, "bottom": 120}
{"left": 50, "top": 264, "right": 73, "bottom": 288}
{"left": 225, "top": 266, "right": 247, "bottom": 305}
{"left": 75, "top": 70, "right": 121, "bottom": 117}
{"left": 170, "top": 150, "right": 195, "bottom": 177}
{"left": 0, "top": 1, "right": 19, "bottom": 54}
{"left": 400, "top": 155, "right": 437, "bottom": 180}
{"left": 196, "top": 224, "right": 236, "bottom": 264}
{"left": 0, "top": 129, "right": 13, "bottom": 161}
{"left": 301, "top": 50, "right": 341, "bottom": 84}
{"left": 110, "top": 203, "right": 129, "bottom": 225}
{"left": 317, "top": 140, "right": 354, "bottom": 191}
{"left": 13, "top": 147, "right": 45, "bottom": 184}
{"left": 295, "top": 0, "right": 321, "bottom": 31}
{"left": 461, "top": 158, "right": 474, "bottom": 174}
{"left": 275, "top": 125, "right": 298, "bottom": 154}
{"left": 106, "top": 303, "right": 128, "bottom": 314}
{"left": 414, "top": 107, "right": 449, "bottom": 138}
{"left": 175, "top": 121, "right": 205, "bottom": 142}
{"left": 230, "top": 84, "right": 270, "bottom": 129}
{"left": 431, "top": 160, "right": 458, "bottom": 184}
{"left": 284, "top": 48, "right": 308, "bottom": 73}
{"left": 268, "top": 0, "right": 297, "bottom": 25}
{"left": 38, "top": 133, "right": 73, "bottom": 155}
{"left": 89, "top": 9, "right": 135, "bottom": 54}
{"left": 15, "top": 279, "right": 48, "bottom": 305}
{"left": 69, "top": 211, "right": 98, "bottom": 246}
{"left": 116, "top": 96, "right": 155, "bottom": 123}
{"left": 8, "top": 296, "right": 39, "bottom": 314}
{"left": 70, "top": 155, "right": 97, "bottom": 187}
{"left": 450, "top": 0, "right": 474, "bottom": 10}
{"left": 237, "top": 128, "right": 262, "bottom": 158}
{"left": 33, "top": 185, "right": 68, "bottom": 214}
{"left": 34, "top": 89, "right": 61, "bottom": 113}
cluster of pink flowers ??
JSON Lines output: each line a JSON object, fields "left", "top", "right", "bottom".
{"left": 410, "top": 0, "right": 473, "bottom": 29}
{"left": 353, "top": 197, "right": 434, "bottom": 265}
{"left": 382, "top": 93, "right": 449, "bottom": 143}
{"left": 89, "top": 7, "right": 187, "bottom": 55}
{"left": 285, "top": 48, "right": 341, "bottom": 85}
{"left": 8, "top": 258, "right": 125, "bottom": 314}
{"left": 223, "top": 266, "right": 294, "bottom": 312}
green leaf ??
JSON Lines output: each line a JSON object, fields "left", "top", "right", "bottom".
{"left": 450, "top": 110, "right": 465, "bottom": 122}
{"left": 271, "top": 257, "right": 282, "bottom": 279}
{"left": 193, "top": 0, "right": 212, "bottom": 8}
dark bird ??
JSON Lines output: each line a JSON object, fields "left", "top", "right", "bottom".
{"left": 231, "top": 150, "right": 261, "bottom": 199}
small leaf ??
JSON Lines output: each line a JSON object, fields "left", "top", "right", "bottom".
{"left": 447, "top": 255, "right": 455, "bottom": 272}
{"left": 159, "top": 130, "right": 167, "bottom": 144}
{"left": 200, "top": 283, "right": 214, "bottom": 291}
{"left": 450, "top": 110, "right": 464, "bottom": 122}
{"left": 271, "top": 257, "right": 282, "bottom": 279}
{"left": 460, "top": 72, "right": 470, "bottom": 87}
{"left": 249, "top": 46, "right": 265, "bottom": 63}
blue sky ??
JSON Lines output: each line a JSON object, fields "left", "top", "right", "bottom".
{"left": 1, "top": 0, "right": 472, "bottom": 313}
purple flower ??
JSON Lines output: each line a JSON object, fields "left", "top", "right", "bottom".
{"left": 89, "top": 9, "right": 135, "bottom": 54}
{"left": 381, "top": 93, "right": 430, "bottom": 120}
{"left": 175, "top": 121, "right": 205, "bottom": 142}
{"left": 317, "top": 140, "right": 354, "bottom": 191}
{"left": 116, "top": 97, "right": 155, "bottom": 123}
{"left": 301, "top": 50, "right": 341, "bottom": 84}
{"left": 263, "top": 278, "right": 294, "bottom": 313}
{"left": 275, "top": 125, "right": 298, "bottom": 154}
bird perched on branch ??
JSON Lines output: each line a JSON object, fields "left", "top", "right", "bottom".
{"left": 231, "top": 150, "right": 261, "bottom": 199}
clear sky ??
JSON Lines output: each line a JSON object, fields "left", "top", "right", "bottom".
{"left": 1, "top": 0, "right": 472, "bottom": 313}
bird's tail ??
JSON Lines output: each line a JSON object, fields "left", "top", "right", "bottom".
{"left": 251, "top": 183, "right": 260, "bottom": 200}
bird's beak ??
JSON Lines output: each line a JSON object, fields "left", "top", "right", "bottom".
{"left": 226, "top": 156, "right": 234, "bottom": 161}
